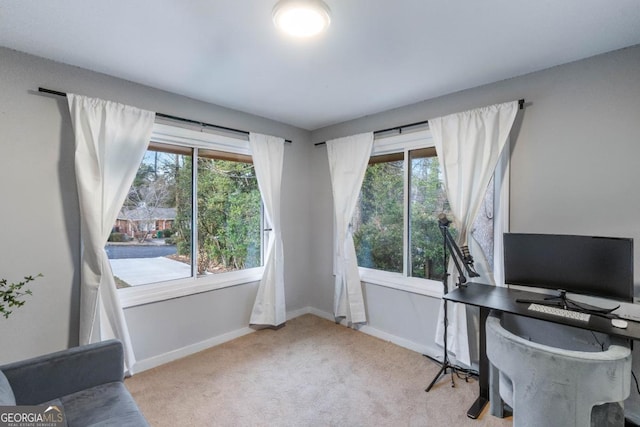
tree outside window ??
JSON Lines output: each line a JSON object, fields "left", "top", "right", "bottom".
{"left": 353, "top": 149, "right": 454, "bottom": 281}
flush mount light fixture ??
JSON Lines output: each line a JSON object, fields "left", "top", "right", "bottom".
{"left": 272, "top": 0, "right": 331, "bottom": 38}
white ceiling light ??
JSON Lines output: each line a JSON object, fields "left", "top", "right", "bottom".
{"left": 272, "top": 0, "right": 331, "bottom": 38}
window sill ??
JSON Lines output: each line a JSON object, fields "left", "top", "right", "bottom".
{"left": 358, "top": 267, "right": 443, "bottom": 299}
{"left": 118, "top": 267, "right": 264, "bottom": 308}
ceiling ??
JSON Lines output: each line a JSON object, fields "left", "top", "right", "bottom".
{"left": 1, "top": 1, "right": 639, "bottom": 130}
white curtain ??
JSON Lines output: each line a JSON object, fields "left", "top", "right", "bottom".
{"left": 431, "top": 101, "right": 518, "bottom": 366}
{"left": 68, "top": 94, "right": 155, "bottom": 373}
{"left": 326, "top": 132, "right": 374, "bottom": 324}
{"left": 249, "top": 133, "right": 286, "bottom": 326}
{"left": 468, "top": 140, "right": 511, "bottom": 288}
{"left": 490, "top": 141, "right": 511, "bottom": 288}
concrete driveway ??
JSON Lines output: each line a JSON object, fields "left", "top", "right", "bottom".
{"left": 109, "top": 257, "right": 191, "bottom": 286}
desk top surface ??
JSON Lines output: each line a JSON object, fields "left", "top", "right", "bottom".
{"left": 445, "top": 282, "right": 640, "bottom": 341}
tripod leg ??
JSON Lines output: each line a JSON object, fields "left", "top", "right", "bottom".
{"left": 425, "top": 363, "right": 447, "bottom": 392}
{"left": 426, "top": 227, "right": 459, "bottom": 393}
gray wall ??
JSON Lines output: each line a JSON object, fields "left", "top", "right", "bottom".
{"left": 0, "top": 47, "right": 312, "bottom": 365}
{"left": 310, "top": 45, "right": 640, "bottom": 365}
{"left": 2, "top": 42, "right": 640, "bottom": 414}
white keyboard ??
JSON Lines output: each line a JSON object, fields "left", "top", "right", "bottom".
{"left": 528, "top": 303, "right": 591, "bottom": 322}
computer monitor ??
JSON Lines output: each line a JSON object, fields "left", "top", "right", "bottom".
{"left": 503, "top": 233, "right": 634, "bottom": 302}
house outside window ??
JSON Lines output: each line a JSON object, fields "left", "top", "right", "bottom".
{"left": 113, "top": 207, "right": 176, "bottom": 241}
{"left": 113, "top": 124, "right": 266, "bottom": 308}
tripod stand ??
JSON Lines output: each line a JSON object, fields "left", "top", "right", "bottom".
{"left": 425, "top": 214, "right": 479, "bottom": 392}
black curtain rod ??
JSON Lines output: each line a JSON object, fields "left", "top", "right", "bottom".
{"left": 314, "top": 98, "right": 525, "bottom": 146}
{"left": 37, "top": 87, "right": 293, "bottom": 144}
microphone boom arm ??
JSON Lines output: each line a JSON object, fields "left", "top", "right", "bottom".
{"left": 425, "top": 215, "right": 480, "bottom": 392}
{"left": 440, "top": 221, "right": 480, "bottom": 288}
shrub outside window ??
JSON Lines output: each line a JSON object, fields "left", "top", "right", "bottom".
{"left": 352, "top": 130, "right": 446, "bottom": 296}
{"left": 353, "top": 141, "right": 455, "bottom": 285}
{"left": 353, "top": 129, "right": 500, "bottom": 297}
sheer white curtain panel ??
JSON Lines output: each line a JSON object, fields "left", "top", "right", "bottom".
{"left": 249, "top": 133, "right": 286, "bottom": 326}
{"left": 68, "top": 94, "right": 155, "bottom": 373}
{"left": 467, "top": 140, "right": 511, "bottom": 288}
{"left": 464, "top": 140, "right": 511, "bottom": 362}
{"left": 326, "top": 132, "right": 374, "bottom": 324}
{"left": 431, "top": 101, "right": 518, "bottom": 366}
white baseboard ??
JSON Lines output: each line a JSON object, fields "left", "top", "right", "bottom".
{"left": 293, "top": 306, "right": 441, "bottom": 360}
{"left": 132, "top": 307, "right": 316, "bottom": 374}
{"left": 132, "top": 306, "right": 441, "bottom": 374}
{"left": 131, "top": 326, "right": 255, "bottom": 374}
{"left": 286, "top": 306, "right": 317, "bottom": 321}
{"left": 301, "top": 306, "right": 336, "bottom": 322}
{"left": 359, "top": 325, "right": 440, "bottom": 358}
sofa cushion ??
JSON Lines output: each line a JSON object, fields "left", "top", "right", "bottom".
{"left": 0, "top": 370, "right": 16, "bottom": 405}
{"left": 1, "top": 339, "right": 125, "bottom": 405}
{"left": 53, "top": 382, "right": 148, "bottom": 427}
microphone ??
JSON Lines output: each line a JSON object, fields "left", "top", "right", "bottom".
{"left": 461, "top": 245, "right": 481, "bottom": 277}
{"left": 461, "top": 245, "right": 473, "bottom": 264}
{"left": 438, "top": 213, "right": 451, "bottom": 227}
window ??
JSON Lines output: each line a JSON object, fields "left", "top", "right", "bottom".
{"left": 108, "top": 146, "right": 193, "bottom": 287}
{"left": 195, "top": 149, "right": 262, "bottom": 275}
{"left": 352, "top": 130, "right": 454, "bottom": 295}
{"left": 353, "top": 129, "right": 501, "bottom": 297}
{"left": 354, "top": 153, "right": 404, "bottom": 273}
{"left": 408, "top": 147, "right": 453, "bottom": 281}
{"left": 113, "top": 124, "right": 266, "bottom": 307}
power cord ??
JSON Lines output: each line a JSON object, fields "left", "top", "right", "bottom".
{"left": 565, "top": 298, "right": 619, "bottom": 316}
{"left": 452, "top": 364, "right": 478, "bottom": 381}
{"left": 423, "top": 354, "right": 479, "bottom": 382}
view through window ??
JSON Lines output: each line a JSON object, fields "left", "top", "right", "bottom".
{"left": 107, "top": 139, "right": 263, "bottom": 289}
{"left": 353, "top": 148, "right": 455, "bottom": 281}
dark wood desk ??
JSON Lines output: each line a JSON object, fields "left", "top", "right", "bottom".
{"left": 444, "top": 282, "right": 640, "bottom": 419}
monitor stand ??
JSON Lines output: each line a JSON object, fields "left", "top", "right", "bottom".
{"left": 515, "top": 289, "right": 618, "bottom": 316}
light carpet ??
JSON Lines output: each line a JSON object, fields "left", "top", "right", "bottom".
{"left": 125, "top": 314, "right": 512, "bottom": 426}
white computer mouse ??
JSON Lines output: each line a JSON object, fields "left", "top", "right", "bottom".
{"left": 611, "top": 318, "right": 628, "bottom": 329}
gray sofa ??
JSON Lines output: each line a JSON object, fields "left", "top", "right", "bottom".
{"left": 0, "top": 339, "right": 149, "bottom": 426}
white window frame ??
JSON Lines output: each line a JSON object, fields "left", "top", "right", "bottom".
{"left": 356, "top": 128, "right": 444, "bottom": 298}
{"left": 118, "top": 123, "right": 264, "bottom": 308}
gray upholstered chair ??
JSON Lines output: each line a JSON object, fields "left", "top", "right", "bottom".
{"left": 0, "top": 339, "right": 148, "bottom": 426}
{"left": 486, "top": 311, "right": 631, "bottom": 427}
